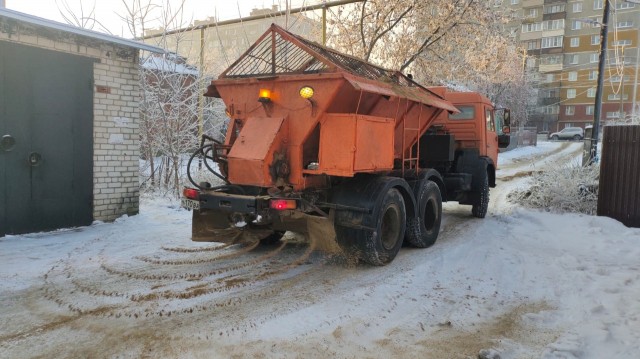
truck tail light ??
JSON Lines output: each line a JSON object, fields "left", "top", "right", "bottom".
{"left": 183, "top": 188, "right": 200, "bottom": 200}
{"left": 270, "top": 199, "right": 297, "bottom": 210}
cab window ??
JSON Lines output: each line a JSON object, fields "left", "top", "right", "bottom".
{"left": 449, "top": 106, "right": 475, "bottom": 120}
{"left": 486, "top": 109, "right": 495, "bottom": 132}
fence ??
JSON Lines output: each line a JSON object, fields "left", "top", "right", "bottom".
{"left": 597, "top": 125, "right": 640, "bottom": 228}
{"left": 517, "top": 127, "right": 538, "bottom": 147}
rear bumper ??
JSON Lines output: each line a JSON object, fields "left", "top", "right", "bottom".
{"left": 198, "top": 192, "right": 271, "bottom": 215}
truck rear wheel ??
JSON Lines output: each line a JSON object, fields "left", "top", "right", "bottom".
{"left": 335, "top": 188, "right": 406, "bottom": 266}
{"left": 406, "top": 180, "right": 442, "bottom": 248}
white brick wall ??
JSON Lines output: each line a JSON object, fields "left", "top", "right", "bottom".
{"left": 0, "top": 24, "right": 141, "bottom": 222}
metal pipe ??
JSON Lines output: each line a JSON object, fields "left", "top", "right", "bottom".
{"left": 198, "top": 27, "right": 205, "bottom": 141}
{"left": 633, "top": 28, "right": 639, "bottom": 118}
{"left": 620, "top": 47, "right": 625, "bottom": 119}
{"left": 140, "top": 0, "right": 365, "bottom": 40}
{"left": 590, "top": 0, "right": 610, "bottom": 164}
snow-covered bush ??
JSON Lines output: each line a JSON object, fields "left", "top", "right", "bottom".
{"left": 508, "top": 163, "right": 600, "bottom": 215}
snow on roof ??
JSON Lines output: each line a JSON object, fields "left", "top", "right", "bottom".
{"left": 0, "top": 7, "right": 163, "bottom": 53}
{"left": 141, "top": 53, "right": 199, "bottom": 76}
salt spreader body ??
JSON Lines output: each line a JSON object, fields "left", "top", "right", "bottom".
{"left": 182, "top": 24, "right": 511, "bottom": 265}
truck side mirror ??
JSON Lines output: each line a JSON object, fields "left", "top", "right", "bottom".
{"left": 498, "top": 109, "right": 511, "bottom": 149}
{"left": 503, "top": 109, "right": 511, "bottom": 126}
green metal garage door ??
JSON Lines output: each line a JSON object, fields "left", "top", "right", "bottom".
{"left": 0, "top": 41, "right": 94, "bottom": 236}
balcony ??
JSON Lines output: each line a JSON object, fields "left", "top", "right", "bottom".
{"left": 539, "top": 63, "right": 563, "bottom": 72}
{"left": 523, "top": 0, "right": 544, "bottom": 7}
{"left": 543, "top": 12, "right": 567, "bottom": 21}
{"left": 521, "top": 31, "right": 543, "bottom": 41}
{"left": 541, "top": 28, "right": 565, "bottom": 37}
{"left": 541, "top": 97, "right": 561, "bottom": 105}
{"left": 527, "top": 48, "right": 542, "bottom": 56}
{"left": 541, "top": 47, "right": 563, "bottom": 55}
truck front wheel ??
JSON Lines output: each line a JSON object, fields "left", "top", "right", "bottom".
{"left": 472, "top": 173, "right": 489, "bottom": 218}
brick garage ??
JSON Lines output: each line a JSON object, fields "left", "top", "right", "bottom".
{"left": 0, "top": 8, "right": 162, "bottom": 236}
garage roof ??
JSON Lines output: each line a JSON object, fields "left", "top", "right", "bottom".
{"left": 0, "top": 8, "right": 163, "bottom": 53}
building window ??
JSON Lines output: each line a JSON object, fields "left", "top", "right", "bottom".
{"left": 544, "top": 4, "right": 566, "bottom": 14}
{"left": 564, "top": 123, "right": 574, "bottom": 128}
{"left": 511, "top": 0, "right": 519, "bottom": 4}
{"left": 573, "top": 2, "right": 583, "bottom": 12}
{"left": 606, "top": 111, "right": 622, "bottom": 118}
{"left": 542, "top": 36, "right": 564, "bottom": 48}
{"left": 591, "top": 16, "right": 602, "bottom": 28}
{"left": 591, "top": 35, "right": 600, "bottom": 45}
{"left": 568, "top": 72, "right": 578, "bottom": 81}
{"left": 590, "top": 53, "right": 599, "bottom": 63}
{"left": 541, "top": 55, "right": 563, "bottom": 65}
{"left": 589, "top": 70, "right": 598, "bottom": 80}
{"left": 608, "top": 93, "right": 629, "bottom": 100}
{"left": 526, "top": 8, "right": 538, "bottom": 18}
{"left": 522, "top": 22, "right": 543, "bottom": 32}
{"left": 586, "top": 105, "right": 594, "bottom": 115}
{"left": 587, "top": 88, "right": 596, "bottom": 97}
{"left": 594, "top": 0, "right": 603, "bottom": 10}
{"left": 526, "top": 40, "right": 541, "bottom": 50}
{"left": 568, "top": 54, "right": 579, "bottom": 64}
{"left": 610, "top": 56, "right": 631, "bottom": 65}
{"left": 616, "top": 2, "right": 635, "bottom": 9}
{"left": 543, "top": 19, "right": 565, "bottom": 31}
{"left": 546, "top": 74, "right": 555, "bottom": 82}
{"left": 613, "top": 40, "right": 632, "bottom": 46}
{"left": 570, "top": 37, "right": 580, "bottom": 47}
{"left": 617, "top": 21, "right": 634, "bottom": 28}
{"left": 542, "top": 106, "right": 559, "bottom": 115}
{"left": 566, "top": 106, "right": 575, "bottom": 115}
{"left": 571, "top": 20, "right": 582, "bottom": 30}
{"left": 540, "top": 55, "right": 562, "bottom": 65}
{"left": 610, "top": 75, "right": 630, "bottom": 82}
{"left": 567, "top": 89, "right": 577, "bottom": 98}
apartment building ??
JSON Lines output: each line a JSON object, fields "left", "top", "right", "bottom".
{"left": 500, "top": 0, "right": 639, "bottom": 132}
{"left": 143, "top": 6, "right": 319, "bottom": 77}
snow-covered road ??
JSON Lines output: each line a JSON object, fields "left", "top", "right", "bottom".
{"left": 1, "top": 141, "right": 639, "bottom": 359}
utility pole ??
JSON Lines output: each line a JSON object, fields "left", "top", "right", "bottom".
{"left": 589, "top": 0, "right": 610, "bottom": 164}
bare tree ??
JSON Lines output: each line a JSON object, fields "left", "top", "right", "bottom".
{"left": 121, "top": 0, "right": 227, "bottom": 196}
{"left": 55, "top": 0, "right": 112, "bottom": 33}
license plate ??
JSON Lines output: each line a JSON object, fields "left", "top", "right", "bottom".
{"left": 181, "top": 198, "right": 200, "bottom": 210}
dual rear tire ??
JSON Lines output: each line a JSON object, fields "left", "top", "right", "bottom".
{"left": 335, "top": 188, "right": 406, "bottom": 266}
{"left": 335, "top": 179, "right": 443, "bottom": 266}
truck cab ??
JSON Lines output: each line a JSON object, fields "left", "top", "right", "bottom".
{"left": 429, "top": 87, "right": 510, "bottom": 169}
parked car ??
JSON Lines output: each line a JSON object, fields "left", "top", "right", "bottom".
{"left": 549, "top": 127, "right": 584, "bottom": 141}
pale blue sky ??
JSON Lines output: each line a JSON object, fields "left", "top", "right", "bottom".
{"left": 5, "top": 0, "right": 319, "bottom": 37}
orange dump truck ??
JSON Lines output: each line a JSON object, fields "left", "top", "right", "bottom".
{"left": 182, "top": 24, "right": 510, "bottom": 265}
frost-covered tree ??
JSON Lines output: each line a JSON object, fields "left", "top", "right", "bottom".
{"left": 327, "top": 0, "right": 531, "bottom": 124}
{"left": 119, "top": 0, "right": 227, "bottom": 196}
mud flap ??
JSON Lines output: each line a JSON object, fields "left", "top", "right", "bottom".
{"left": 191, "top": 209, "right": 239, "bottom": 243}
{"left": 192, "top": 209, "right": 290, "bottom": 244}
{"left": 305, "top": 212, "right": 341, "bottom": 254}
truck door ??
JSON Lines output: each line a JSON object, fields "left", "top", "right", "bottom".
{"left": 485, "top": 108, "right": 498, "bottom": 164}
